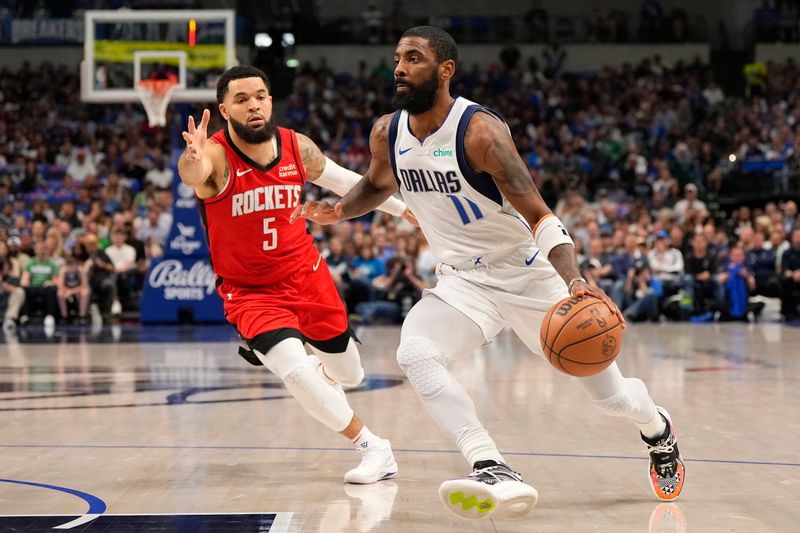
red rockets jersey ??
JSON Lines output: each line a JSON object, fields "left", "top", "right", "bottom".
{"left": 200, "top": 125, "right": 315, "bottom": 288}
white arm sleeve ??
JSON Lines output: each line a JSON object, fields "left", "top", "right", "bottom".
{"left": 313, "top": 157, "right": 407, "bottom": 217}
{"left": 533, "top": 214, "right": 574, "bottom": 259}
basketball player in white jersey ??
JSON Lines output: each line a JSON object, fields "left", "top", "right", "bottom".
{"left": 292, "top": 27, "right": 684, "bottom": 519}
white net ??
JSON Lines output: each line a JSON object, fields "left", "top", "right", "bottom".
{"left": 136, "top": 80, "right": 178, "bottom": 127}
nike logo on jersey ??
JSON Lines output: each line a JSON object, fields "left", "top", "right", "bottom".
{"left": 312, "top": 255, "right": 322, "bottom": 271}
{"left": 398, "top": 168, "right": 461, "bottom": 194}
{"left": 399, "top": 147, "right": 413, "bottom": 155}
{"left": 236, "top": 168, "right": 253, "bottom": 177}
{"left": 524, "top": 250, "right": 540, "bottom": 266}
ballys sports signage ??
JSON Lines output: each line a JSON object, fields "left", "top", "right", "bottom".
{"left": 148, "top": 259, "right": 216, "bottom": 301}
{"left": 140, "top": 167, "right": 223, "bottom": 322}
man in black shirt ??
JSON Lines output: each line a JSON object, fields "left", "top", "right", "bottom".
{"left": 780, "top": 227, "right": 800, "bottom": 320}
{"left": 683, "top": 233, "right": 719, "bottom": 315}
{"left": 83, "top": 233, "right": 117, "bottom": 322}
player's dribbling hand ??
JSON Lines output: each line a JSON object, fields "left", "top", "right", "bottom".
{"left": 181, "top": 109, "right": 210, "bottom": 162}
{"left": 289, "top": 200, "right": 345, "bottom": 225}
{"left": 570, "top": 280, "right": 627, "bottom": 330}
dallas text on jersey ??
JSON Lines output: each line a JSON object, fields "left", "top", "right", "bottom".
{"left": 398, "top": 168, "right": 461, "bottom": 194}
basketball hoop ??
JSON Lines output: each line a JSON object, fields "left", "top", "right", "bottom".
{"left": 136, "top": 79, "right": 178, "bottom": 127}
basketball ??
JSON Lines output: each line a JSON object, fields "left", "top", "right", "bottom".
{"left": 540, "top": 295, "right": 623, "bottom": 377}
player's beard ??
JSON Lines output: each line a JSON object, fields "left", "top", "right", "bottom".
{"left": 392, "top": 68, "right": 439, "bottom": 115}
{"left": 229, "top": 116, "right": 276, "bottom": 144}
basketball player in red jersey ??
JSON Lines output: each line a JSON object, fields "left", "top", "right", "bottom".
{"left": 178, "top": 65, "right": 406, "bottom": 484}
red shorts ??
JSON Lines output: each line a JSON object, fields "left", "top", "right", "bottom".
{"left": 218, "top": 254, "right": 349, "bottom": 342}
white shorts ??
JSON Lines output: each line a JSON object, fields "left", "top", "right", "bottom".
{"left": 425, "top": 242, "right": 569, "bottom": 357}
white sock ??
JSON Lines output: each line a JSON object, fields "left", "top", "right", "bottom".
{"left": 639, "top": 412, "right": 667, "bottom": 440}
{"left": 352, "top": 426, "right": 380, "bottom": 448}
{"left": 457, "top": 427, "right": 504, "bottom": 466}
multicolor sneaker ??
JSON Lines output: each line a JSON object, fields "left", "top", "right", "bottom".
{"left": 438, "top": 460, "right": 538, "bottom": 520}
{"left": 642, "top": 407, "right": 685, "bottom": 501}
{"left": 344, "top": 438, "right": 398, "bottom": 484}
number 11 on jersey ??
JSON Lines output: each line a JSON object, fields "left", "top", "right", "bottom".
{"left": 447, "top": 195, "right": 484, "bottom": 225}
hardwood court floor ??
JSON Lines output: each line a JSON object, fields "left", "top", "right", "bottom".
{"left": 0, "top": 321, "right": 798, "bottom": 532}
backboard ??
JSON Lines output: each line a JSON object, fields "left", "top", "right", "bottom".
{"left": 81, "top": 10, "right": 236, "bottom": 103}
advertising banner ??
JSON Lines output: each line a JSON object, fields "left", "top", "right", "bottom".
{"left": 140, "top": 176, "right": 224, "bottom": 323}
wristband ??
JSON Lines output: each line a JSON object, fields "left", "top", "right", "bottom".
{"left": 533, "top": 214, "right": 574, "bottom": 259}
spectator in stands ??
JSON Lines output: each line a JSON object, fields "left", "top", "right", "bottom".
{"left": 683, "top": 233, "right": 719, "bottom": 317}
{"left": 746, "top": 230, "right": 782, "bottom": 300}
{"left": 135, "top": 207, "right": 169, "bottom": 247}
{"left": 83, "top": 233, "right": 117, "bottom": 323}
{"left": 12, "top": 196, "right": 32, "bottom": 223}
{"left": 58, "top": 200, "right": 82, "bottom": 229}
{"left": 584, "top": 237, "right": 616, "bottom": 292}
{"left": 647, "top": 230, "right": 684, "bottom": 293}
{"left": 6, "top": 236, "right": 29, "bottom": 279}
{"left": 782, "top": 200, "right": 798, "bottom": 233}
{"left": 780, "top": 227, "right": 800, "bottom": 320}
{"left": 20, "top": 240, "right": 58, "bottom": 328}
{"left": 65, "top": 149, "right": 97, "bottom": 188}
{"left": 56, "top": 252, "right": 89, "bottom": 324}
{"left": 0, "top": 248, "right": 25, "bottom": 331}
{"left": 770, "top": 226, "right": 790, "bottom": 265}
{"left": 324, "top": 236, "right": 352, "bottom": 293}
{"left": 356, "top": 255, "right": 425, "bottom": 324}
{"left": 15, "top": 159, "right": 44, "bottom": 194}
{"left": 717, "top": 246, "right": 757, "bottom": 321}
{"left": 673, "top": 183, "right": 707, "bottom": 224}
{"left": 623, "top": 259, "right": 662, "bottom": 322}
{"left": 610, "top": 233, "right": 646, "bottom": 306}
{"left": 105, "top": 229, "right": 137, "bottom": 314}
{"left": 0, "top": 201, "right": 14, "bottom": 228}
{"left": 144, "top": 156, "right": 174, "bottom": 190}
{"left": 124, "top": 221, "right": 147, "bottom": 292}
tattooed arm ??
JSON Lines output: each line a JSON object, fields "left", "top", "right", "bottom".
{"left": 291, "top": 115, "right": 402, "bottom": 224}
{"left": 463, "top": 111, "right": 624, "bottom": 323}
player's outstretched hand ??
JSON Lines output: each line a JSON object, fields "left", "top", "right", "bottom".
{"left": 181, "top": 109, "right": 210, "bottom": 162}
{"left": 570, "top": 280, "right": 627, "bottom": 330}
{"left": 289, "top": 200, "right": 345, "bottom": 225}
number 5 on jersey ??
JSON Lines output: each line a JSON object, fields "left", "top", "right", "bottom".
{"left": 263, "top": 217, "right": 277, "bottom": 251}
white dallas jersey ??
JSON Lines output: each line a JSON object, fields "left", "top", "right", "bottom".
{"left": 389, "top": 96, "right": 535, "bottom": 264}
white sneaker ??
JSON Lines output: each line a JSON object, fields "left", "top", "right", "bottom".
{"left": 111, "top": 300, "right": 122, "bottom": 317}
{"left": 439, "top": 461, "right": 538, "bottom": 520}
{"left": 43, "top": 314, "right": 55, "bottom": 329}
{"left": 344, "top": 438, "right": 398, "bottom": 484}
{"left": 3, "top": 319, "right": 16, "bottom": 331}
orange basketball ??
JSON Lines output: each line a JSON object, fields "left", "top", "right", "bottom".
{"left": 539, "top": 295, "right": 622, "bottom": 377}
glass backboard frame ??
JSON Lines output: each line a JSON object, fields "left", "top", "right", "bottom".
{"left": 81, "top": 9, "right": 236, "bottom": 103}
